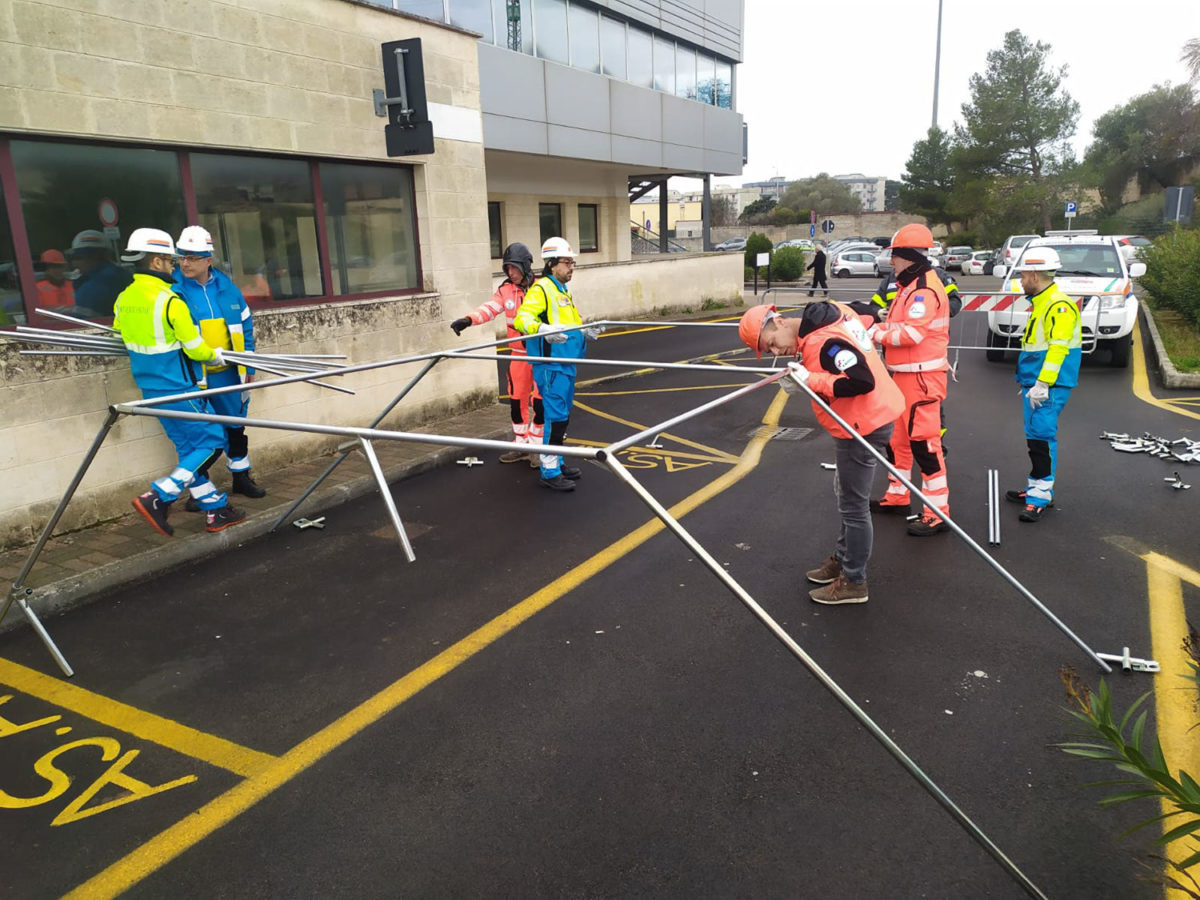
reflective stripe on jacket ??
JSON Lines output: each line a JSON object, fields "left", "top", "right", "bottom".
{"left": 469, "top": 280, "right": 527, "bottom": 356}
{"left": 114, "top": 272, "right": 218, "bottom": 393}
{"left": 877, "top": 268, "right": 950, "bottom": 373}
{"left": 173, "top": 267, "right": 254, "bottom": 376}
{"left": 513, "top": 275, "right": 585, "bottom": 372}
{"left": 1017, "top": 282, "right": 1081, "bottom": 388}
{"left": 798, "top": 302, "right": 905, "bottom": 440}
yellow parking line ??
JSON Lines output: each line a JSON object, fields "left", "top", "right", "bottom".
{"left": 567, "top": 438, "right": 734, "bottom": 466}
{"left": 0, "top": 658, "right": 275, "bottom": 778}
{"left": 572, "top": 400, "right": 740, "bottom": 463}
{"left": 1131, "top": 320, "right": 1200, "bottom": 422}
{"left": 63, "top": 391, "right": 787, "bottom": 900}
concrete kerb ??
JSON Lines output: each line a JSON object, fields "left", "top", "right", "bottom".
{"left": 1, "top": 330, "right": 759, "bottom": 636}
{"left": 1139, "top": 300, "right": 1200, "bottom": 389}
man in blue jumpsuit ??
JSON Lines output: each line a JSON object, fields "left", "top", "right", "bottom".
{"left": 173, "top": 225, "right": 267, "bottom": 503}
{"left": 113, "top": 228, "right": 246, "bottom": 536}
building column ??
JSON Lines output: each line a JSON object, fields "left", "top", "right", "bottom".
{"left": 658, "top": 180, "right": 668, "bottom": 253}
{"left": 702, "top": 175, "right": 712, "bottom": 252}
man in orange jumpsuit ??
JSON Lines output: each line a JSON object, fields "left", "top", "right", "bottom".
{"left": 870, "top": 224, "right": 952, "bottom": 536}
{"left": 450, "top": 242, "right": 543, "bottom": 465}
{"left": 35, "top": 249, "right": 76, "bottom": 308}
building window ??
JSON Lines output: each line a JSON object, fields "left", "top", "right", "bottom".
{"left": 626, "top": 27, "right": 652, "bottom": 89}
{"left": 191, "top": 152, "right": 322, "bottom": 303}
{"left": 320, "top": 162, "right": 420, "bottom": 296}
{"left": 715, "top": 60, "right": 732, "bottom": 109}
{"left": 696, "top": 54, "right": 716, "bottom": 105}
{"left": 653, "top": 37, "right": 675, "bottom": 95}
{"left": 492, "top": 0, "right": 531, "bottom": 52}
{"left": 10, "top": 139, "right": 183, "bottom": 319}
{"left": 675, "top": 46, "right": 696, "bottom": 100}
{"left": 0, "top": 177, "right": 24, "bottom": 326}
{"left": 396, "top": 0, "right": 448, "bottom": 20}
{"left": 567, "top": 4, "right": 599, "bottom": 73}
{"left": 488, "top": 201, "right": 503, "bottom": 258}
{"left": 532, "top": 0, "right": 568, "bottom": 65}
{"left": 578, "top": 204, "right": 598, "bottom": 253}
{"left": 538, "top": 202, "right": 562, "bottom": 243}
{"left": 448, "top": 0, "right": 493, "bottom": 42}
{"left": 599, "top": 16, "right": 625, "bottom": 79}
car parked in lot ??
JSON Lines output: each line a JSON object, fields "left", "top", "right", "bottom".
{"left": 713, "top": 237, "right": 747, "bottom": 252}
{"left": 874, "top": 249, "right": 893, "bottom": 277}
{"left": 962, "top": 250, "right": 992, "bottom": 276}
{"left": 775, "top": 238, "right": 814, "bottom": 251}
{"left": 1115, "top": 234, "right": 1152, "bottom": 261}
{"left": 945, "top": 246, "right": 973, "bottom": 270}
{"left": 988, "top": 234, "right": 1146, "bottom": 368}
{"left": 1000, "top": 233, "right": 1039, "bottom": 270}
{"left": 830, "top": 249, "right": 878, "bottom": 277}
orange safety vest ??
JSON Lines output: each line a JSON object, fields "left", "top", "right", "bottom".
{"left": 797, "top": 302, "right": 905, "bottom": 440}
{"left": 877, "top": 268, "right": 950, "bottom": 373}
{"left": 36, "top": 279, "right": 75, "bottom": 308}
{"left": 469, "top": 280, "right": 527, "bottom": 356}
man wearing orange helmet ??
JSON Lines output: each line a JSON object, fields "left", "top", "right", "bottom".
{"left": 869, "top": 223, "right": 953, "bottom": 536}
{"left": 738, "top": 302, "right": 904, "bottom": 604}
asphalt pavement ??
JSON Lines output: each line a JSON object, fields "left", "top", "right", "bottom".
{"left": 2, "top": 276, "right": 1197, "bottom": 898}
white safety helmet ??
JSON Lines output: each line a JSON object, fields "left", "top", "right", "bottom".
{"left": 541, "top": 237, "right": 575, "bottom": 261}
{"left": 120, "top": 227, "right": 177, "bottom": 262}
{"left": 1015, "top": 247, "right": 1061, "bottom": 272}
{"left": 69, "top": 229, "right": 106, "bottom": 256}
{"left": 177, "top": 225, "right": 214, "bottom": 257}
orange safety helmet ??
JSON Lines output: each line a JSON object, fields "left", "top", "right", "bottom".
{"left": 738, "top": 304, "right": 779, "bottom": 358}
{"left": 40, "top": 249, "right": 67, "bottom": 265}
{"left": 887, "top": 223, "right": 935, "bottom": 250}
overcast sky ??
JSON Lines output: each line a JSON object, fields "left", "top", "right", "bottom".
{"left": 717, "top": 0, "right": 1197, "bottom": 187}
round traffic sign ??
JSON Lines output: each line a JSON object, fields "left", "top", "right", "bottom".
{"left": 97, "top": 198, "right": 119, "bottom": 227}
{"left": 821, "top": 219, "right": 835, "bottom": 234}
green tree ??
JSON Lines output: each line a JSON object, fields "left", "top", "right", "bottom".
{"left": 1183, "top": 37, "right": 1200, "bottom": 84}
{"left": 738, "top": 197, "right": 776, "bottom": 224}
{"left": 711, "top": 195, "right": 737, "bottom": 226}
{"left": 898, "top": 127, "right": 956, "bottom": 227}
{"left": 1083, "top": 84, "right": 1200, "bottom": 213}
{"left": 779, "top": 174, "right": 861, "bottom": 215}
{"left": 955, "top": 30, "right": 1080, "bottom": 232}
{"left": 884, "top": 179, "right": 901, "bottom": 211}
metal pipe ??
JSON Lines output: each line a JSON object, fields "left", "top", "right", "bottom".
{"left": 222, "top": 357, "right": 355, "bottom": 395}
{"left": 17, "top": 596, "right": 73, "bottom": 677}
{"left": 443, "top": 350, "right": 780, "bottom": 376}
{"left": 606, "top": 370, "right": 786, "bottom": 453}
{"left": 357, "top": 438, "right": 416, "bottom": 562}
{"left": 112, "top": 403, "right": 602, "bottom": 460}
{"left": 21, "top": 350, "right": 126, "bottom": 358}
{"left": 33, "top": 307, "right": 119, "bottom": 332}
{"left": 787, "top": 369, "right": 1111, "bottom": 673}
{"left": 600, "top": 452, "right": 1047, "bottom": 900}
{"left": 270, "top": 358, "right": 441, "bottom": 531}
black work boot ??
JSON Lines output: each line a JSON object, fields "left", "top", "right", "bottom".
{"left": 231, "top": 470, "right": 266, "bottom": 498}
{"left": 131, "top": 492, "right": 174, "bottom": 537}
{"left": 205, "top": 504, "right": 247, "bottom": 533}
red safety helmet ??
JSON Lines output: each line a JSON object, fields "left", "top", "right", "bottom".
{"left": 738, "top": 304, "right": 778, "bottom": 359}
{"left": 887, "top": 224, "right": 935, "bottom": 250}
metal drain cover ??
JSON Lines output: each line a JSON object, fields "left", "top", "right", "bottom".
{"left": 752, "top": 426, "right": 814, "bottom": 441}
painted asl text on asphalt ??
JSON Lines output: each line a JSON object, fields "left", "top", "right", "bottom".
{"left": 0, "top": 694, "right": 197, "bottom": 825}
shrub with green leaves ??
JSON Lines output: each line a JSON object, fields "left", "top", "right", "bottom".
{"left": 744, "top": 233, "right": 773, "bottom": 269}
{"left": 770, "top": 246, "right": 808, "bottom": 281}
{"left": 1139, "top": 228, "right": 1200, "bottom": 328}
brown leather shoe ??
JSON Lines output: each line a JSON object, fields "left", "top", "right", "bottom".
{"left": 805, "top": 556, "right": 842, "bottom": 585}
{"left": 809, "top": 576, "right": 868, "bottom": 605}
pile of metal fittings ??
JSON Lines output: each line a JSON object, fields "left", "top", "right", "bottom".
{"left": 1100, "top": 431, "right": 1200, "bottom": 463}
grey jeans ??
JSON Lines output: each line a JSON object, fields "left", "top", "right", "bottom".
{"left": 832, "top": 422, "right": 894, "bottom": 583}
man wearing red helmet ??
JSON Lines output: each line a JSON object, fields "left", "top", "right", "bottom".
{"left": 35, "top": 249, "right": 76, "bottom": 309}
{"left": 870, "top": 223, "right": 953, "bottom": 536}
{"left": 738, "top": 302, "right": 904, "bottom": 604}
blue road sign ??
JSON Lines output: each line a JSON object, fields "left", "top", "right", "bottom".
{"left": 1064, "top": 201, "right": 1077, "bottom": 215}
{"left": 809, "top": 224, "right": 816, "bottom": 238}
{"left": 821, "top": 219, "right": 835, "bottom": 234}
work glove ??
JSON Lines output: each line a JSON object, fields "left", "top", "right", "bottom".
{"left": 450, "top": 317, "right": 471, "bottom": 336}
{"left": 867, "top": 324, "right": 883, "bottom": 344}
{"left": 584, "top": 325, "right": 604, "bottom": 341}
{"left": 540, "top": 324, "right": 568, "bottom": 344}
{"left": 782, "top": 362, "right": 810, "bottom": 395}
{"left": 210, "top": 346, "right": 227, "bottom": 367}
{"left": 1027, "top": 380, "right": 1050, "bottom": 409}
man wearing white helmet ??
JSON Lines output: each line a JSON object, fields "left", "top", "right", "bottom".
{"left": 68, "top": 229, "right": 132, "bottom": 317}
{"left": 1005, "top": 246, "right": 1081, "bottom": 522}
{"left": 174, "top": 225, "right": 266, "bottom": 502}
{"left": 513, "top": 237, "right": 600, "bottom": 492}
{"left": 113, "top": 227, "right": 246, "bottom": 537}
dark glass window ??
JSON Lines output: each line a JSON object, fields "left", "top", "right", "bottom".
{"left": 533, "top": 0, "right": 568, "bottom": 64}
{"left": 488, "top": 201, "right": 503, "bottom": 258}
{"left": 538, "top": 202, "right": 562, "bottom": 243}
{"left": 396, "top": 0, "right": 448, "bottom": 20}
{"left": 600, "top": 16, "right": 625, "bottom": 79}
{"left": 449, "top": 0, "right": 493, "bottom": 41}
{"left": 320, "top": 162, "right": 420, "bottom": 295}
{"left": 10, "top": 140, "right": 183, "bottom": 318}
{"left": 578, "top": 204, "right": 598, "bottom": 252}
{"left": 567, "top": 4, "right": 599, "bottom": 73}
{"left": 191, "top": 153, "right": 322, "bottom": 303}
{"left": 0, "top": 178, "right": 23, "bottom": 326}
